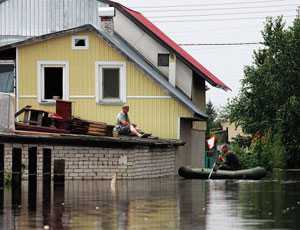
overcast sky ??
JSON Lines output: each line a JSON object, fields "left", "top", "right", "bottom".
{"left": 116, "top": 0, "right": 299, "bottom": 109}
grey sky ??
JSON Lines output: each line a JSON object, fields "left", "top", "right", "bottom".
{"left": 117, "top": 0, "right": 299, "bottom": 109}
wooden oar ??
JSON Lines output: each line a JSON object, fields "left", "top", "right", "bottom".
{"left": 208, "top": 155, "right": 220, "bottom": 180}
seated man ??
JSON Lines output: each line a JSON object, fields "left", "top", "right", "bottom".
{"left": 115, "top": 105, "right": 145, "bottom": 137}
{"left": 217, "top": 144, "right": 241, "bottom": 171}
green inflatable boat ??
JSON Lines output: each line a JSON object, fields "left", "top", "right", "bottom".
{"left": 178, "top": 166, "right": 267, "bottom": 180}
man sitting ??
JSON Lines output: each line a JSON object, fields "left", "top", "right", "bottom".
{"left": 217, "top": 144, "right": 241, "bottom": 171}
{"left": 114, "top": 105, "right": 147, "bottom": 137}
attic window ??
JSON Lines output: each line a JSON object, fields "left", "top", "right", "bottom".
{"left": 158, "top": 53, "right": 169, "bottom": 67}
{"left": 72, "top": 35, "right": 89, "bottom": 49}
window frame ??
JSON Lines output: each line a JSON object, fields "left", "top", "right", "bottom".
{"left": 0, "top": 60, "right": 15, "bottom": 93}
{"left": 37, "top": 61, "right": 69, "bottom": 104}
{"left": 95, "top": 61, "right": 126, "bottom": 104}
{"left": 157, "top": 53, "right": 170, "bottom": 67}
{"left": 72, "top": 35, "right": 89, "bottom": 50}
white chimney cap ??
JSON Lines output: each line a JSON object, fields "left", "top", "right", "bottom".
{"left": 98, "top": 7, "right": 115, "bottom": 17}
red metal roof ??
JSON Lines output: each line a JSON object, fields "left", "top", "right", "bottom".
{"left": 112, "top": 2, "right": 230, "bottom": 91}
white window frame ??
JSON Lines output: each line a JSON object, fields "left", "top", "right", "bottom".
{"left": 37, "top": 61, "right": 69, "bottom": 104}
{"left": 72, "top": 35, "right": 89, "bottom": 50}
{"left": 95, "top": 61, "right": 126, "bottom": 104}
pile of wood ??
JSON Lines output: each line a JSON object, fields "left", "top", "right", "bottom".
{"left": 70, "top": 118, "right": 113, "bottom": 136}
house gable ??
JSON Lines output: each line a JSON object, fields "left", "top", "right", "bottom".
{"left": 18, "top": 30, "right": 169, "bottom": 99}
{"left": 16, "top": 28, "right": 194, "bottom": 138}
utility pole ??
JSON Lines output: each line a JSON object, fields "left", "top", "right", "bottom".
{"left": 297, "top": 6, "right": 300, "bottom": 19}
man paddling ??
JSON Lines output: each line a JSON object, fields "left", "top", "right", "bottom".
{"left": 217, "top": 144, "right": 241, "bottom": 171}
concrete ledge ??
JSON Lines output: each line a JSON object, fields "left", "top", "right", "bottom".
{"left": 0, "top": 131, "right": 184, "bottom": 148}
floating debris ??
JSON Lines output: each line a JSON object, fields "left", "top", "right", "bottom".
{"left": 44, "top": 225, "right": 50, "bottom": 230}
{"left": 96, "top": 206, "right": 99, "bottom": 210}
{"left": 268, "top": 212, "right": 272, "bottom": 216}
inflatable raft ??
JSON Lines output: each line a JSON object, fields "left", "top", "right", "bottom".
{"left": 178, "top": 166, "right": 267, "bottom": 180}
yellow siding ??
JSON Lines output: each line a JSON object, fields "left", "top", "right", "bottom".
{"left": 18, "top": 31, "right": 193, "bottom": 139}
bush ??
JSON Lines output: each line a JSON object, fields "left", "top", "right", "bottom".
{"left": 231, "top": 131, "right": 285, "bottom": 170}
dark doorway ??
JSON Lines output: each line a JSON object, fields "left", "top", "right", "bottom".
{"left": 44, "top": 67, "right": 63, "bottom": 100}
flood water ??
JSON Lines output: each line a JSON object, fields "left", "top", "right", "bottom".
{"left": 1, "top": 174, "right": 300, "bottom": 230}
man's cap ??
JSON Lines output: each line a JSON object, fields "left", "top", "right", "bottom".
{"left": 122, "top": 104, "right": 129, "bottom": 108}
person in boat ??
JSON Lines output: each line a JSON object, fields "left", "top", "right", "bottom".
{"left": 217, "top": 144, "right": 241, "bottom": 171}
{"left": 114, "top": 104, "right": 148, "bottom": 138}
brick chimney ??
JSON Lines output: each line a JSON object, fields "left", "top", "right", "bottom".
{"left": 98, "top": 7, "right": 115, "bottom": 35}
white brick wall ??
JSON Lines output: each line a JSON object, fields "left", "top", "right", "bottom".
{"left": 3, "top": 143, "right": 177, "bottom": 180}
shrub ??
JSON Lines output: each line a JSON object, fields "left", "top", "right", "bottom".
{"left": 231, "top": 131, "right": 285, "bottom": 170}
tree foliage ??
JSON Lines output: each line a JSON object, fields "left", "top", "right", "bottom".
{"left": 226, "top": 17, "right": 300, "bottom": 167}
{"left": 206, "top": 101, "right": 221, "bottom": 135}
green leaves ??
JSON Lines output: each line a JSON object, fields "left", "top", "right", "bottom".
{"left": 225, "top": 17, "right": 300, "bottom": 168}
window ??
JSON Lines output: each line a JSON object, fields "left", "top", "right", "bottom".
{"left": 38, "top": 61, "right": 69, "bottom": 103}
{"left": 72, "top": 35, "right": 89, "bottom": 49}
{"left": 0, "top": 60, "right": 14, "bottom": 93}
{"left": 96, "top": 62, "right": 126, "bottom": 104}
{"left": 158, "top": 53, "right": 169, "bottom": 67}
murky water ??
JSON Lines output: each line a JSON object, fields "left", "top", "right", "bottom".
{"left": 0, "top": 174, "right": 300, "bottom": 230}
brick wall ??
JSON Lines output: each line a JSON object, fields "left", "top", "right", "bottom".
{"left": 3, "top": 143, "right": 176, "bottom": 180}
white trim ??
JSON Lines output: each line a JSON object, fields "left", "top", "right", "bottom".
{"left": 95, "top": 61, "right": 126, "bottom": 104}
{"left": 19, "top": 95, "right": 37, "bottom": 99}
{"left": 69, "top": 95, "right": 95, "bottom": 99}
{"left": 37, "top": 61, "right": 69, "bottom": 104}
{"left": 72, "top": 35, "right": 89, "bottom": 50}
{"left": 0, "top": 60, "right": 15, "bottom": 65}
{"left": 127, "top": 95, "right": 172, "bottom": 99}
{"left": 16, "top": 48, "right": 19, "bottom": 112}
{"left": 177, "top": 117, "right": 181, "bottom": 139}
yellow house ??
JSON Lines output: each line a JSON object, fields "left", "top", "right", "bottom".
{"left": 16, "top": 27, "right": 192, "bottom": 139}
{"left": 0, "top": 1, "right": 229, "bottom": 167}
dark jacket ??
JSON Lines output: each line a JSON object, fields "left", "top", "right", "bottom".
{"left": 219, "top": 152, "right": 241, "bottom": 171}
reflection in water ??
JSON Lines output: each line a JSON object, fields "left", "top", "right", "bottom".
{"left": 43, "top": 177, "right": 51, "bottom": 227}
{"left": 0, "top": 189, "right": 3, "bottom": 212}
{"left": 0, "top": 176, "right": 299, "bottom": 229}
{"left": 53, "top": 184, "right": 65, "bottom": 229}
{"left": 11, "top": 175, "right": 22, "bottom": 211}
{"left": 28, "top": 176, "right": 37, "bottom": 211}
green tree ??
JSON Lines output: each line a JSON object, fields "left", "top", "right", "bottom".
{"left": 206, "top": 101, "right": 221, "bottom": 135}
{"left": 226, "top": 17, "right": 300, "bottom": 168}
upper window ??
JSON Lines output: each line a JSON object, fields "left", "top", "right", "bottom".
{"left": 96, "top": 62, "right": 126, "bottom": 104}
{"left": 158, "top": 53, "right": 169, "bottom": 67}
{"left": 38, "top": 61, "right": 69, "bottom": 103}
{"left": 0, "top": 60, "right": 14, "bottom": 93}
{"left": 72, "top": 35, "right": 89, "bottom": 50}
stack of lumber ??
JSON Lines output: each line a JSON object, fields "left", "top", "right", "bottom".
{"left": 70, "top": 118, "right": 113, "bottom": 136}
